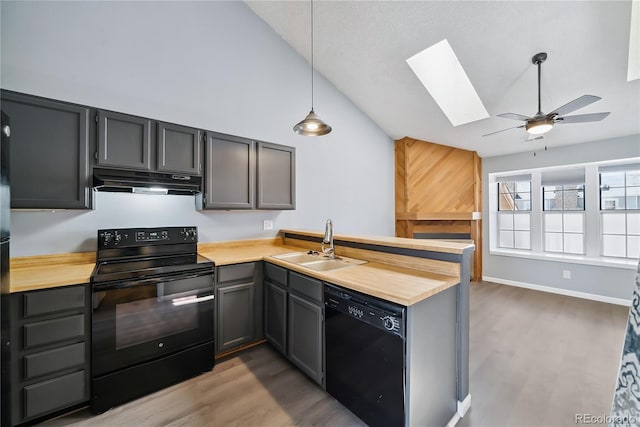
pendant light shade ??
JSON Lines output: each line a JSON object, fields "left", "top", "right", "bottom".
{"left": 293, "top": 0, "right": 332, "bottom": 136}
{"left": 293, "top": 109, "right": 332, "bottom": 136}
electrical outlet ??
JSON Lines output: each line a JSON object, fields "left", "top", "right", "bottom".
{"left": 562, "top": 270, "right": 571, "bottom": 279}
{"left": 262, "top": 220, "right": 273, "bottom": 231}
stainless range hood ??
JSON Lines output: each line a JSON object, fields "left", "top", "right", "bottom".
{"left": 93, "top": 168, "right": 202, "bottom": 195}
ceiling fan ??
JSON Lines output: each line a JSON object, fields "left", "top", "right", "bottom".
{"left": 483, "top": 52, "right": 610, "bottom": 137}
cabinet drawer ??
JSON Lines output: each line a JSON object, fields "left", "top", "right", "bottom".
{"left": 23, "top": 314, "right": 85, "bottom": 349}
{"left": 264, "top": 263, "right": 287, "bottom": 286}
{"left": 289, "top": 272, "right": 322, "bottom": 303}
{"left": 24, "top": 342, "right": 85, "bottom": 380}
{"left": 23, "top": 285, "right": 85, "bottom": 318}
{"left": 218, "top": 263, "right": 256, "bottom": 284}
{"left": 24, "top": 370, "right": 86, "bottom": 419}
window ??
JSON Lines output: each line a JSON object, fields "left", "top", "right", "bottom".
{"left": 600, "top": 169, "right": 640, "bottom": 210}
{"left": 497, "top": 180, "right": 531, "bottom": 249}
{"left": 543, "top": 212, "right": 585, "bottom": 254}
{"left": 600, "top": 165, "right": 640, "bottom": 259}
{"left": 543, "top": 185, "right": 585, "bottom": 211}
{"left": 601, "top": 212, "right": 640, "bottom": 259}
{"left": 498, "top": 181, "right": 531, "bottom": 211}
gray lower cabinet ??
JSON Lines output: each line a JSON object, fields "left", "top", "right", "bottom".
{"left": 97, "top": 110, "right": 153, "bottom": 171}
{"left": 288, "top": 293, "right": 323, "bottom": 385}
{"left": 257, "top": 142, "right": 296, "bottom": 210}
{"left": 215, "top": 262, "right": 263, "bottom": 354}
{"left": 157, "top": 122, "right": 201, "bottom": 175}
{"left": 263, "top": 263, "right": 324, "bottom": 386}
{"left": 264, "top": 279, "right": 287, "bottom": 355}
{"left": 1, "top": 284, "right": 90, "bottom": 426}
{"left": 1, "top": 90, "right": 92, "bottom": 209}
{"left": 204, "top": 132, "right": 255, "bottom": 209}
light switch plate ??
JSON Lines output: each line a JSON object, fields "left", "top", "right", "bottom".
{"left": 263, "top": 220, "right": 274, "bottom": 231}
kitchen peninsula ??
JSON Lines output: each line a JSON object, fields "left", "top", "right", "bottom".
{"left": 6, "top": 229, "right": 473, "bottom": 427}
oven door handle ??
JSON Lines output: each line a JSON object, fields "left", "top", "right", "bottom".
{"left": 92, "top": 270, "right": 214, "bottom": 292}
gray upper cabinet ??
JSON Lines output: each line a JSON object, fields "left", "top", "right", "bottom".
{"left": 97, "top": 110, "right": 152, "bottom": 171}
{"left": 157, "top": 122, "right": 201, "bottom": 175}
{"left": 257, "top": 142, "right": 296, "bottom": 210}
{"left": 2, "top": 91, "right": 92, "bottom": 209}
{"left": 205, "top": 133, "right": 255, "bottom": 209}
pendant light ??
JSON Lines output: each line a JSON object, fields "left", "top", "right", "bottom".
{"left": 293, "top": 0, "right": 332, "bottom": 136}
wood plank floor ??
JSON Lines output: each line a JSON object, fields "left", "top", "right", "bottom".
{"left": 43, "top": 281, "right": 628, "bottom": 427}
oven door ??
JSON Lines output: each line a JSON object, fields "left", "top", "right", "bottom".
{"left": 92, "top": 270, "right": 214, "bottom": 377}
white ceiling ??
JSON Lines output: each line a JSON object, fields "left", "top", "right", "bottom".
{"left": 246, "top": 0, "right": 640, "bottom": 158}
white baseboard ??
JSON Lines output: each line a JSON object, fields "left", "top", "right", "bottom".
{"left": 482, "top": 276, "right": 631, "bottom": 306}
{"left": 445, "top": 413, "right": 461, "bottom": 427}
{"left": 457, "top": 394, "right": 471, "bottom": 417}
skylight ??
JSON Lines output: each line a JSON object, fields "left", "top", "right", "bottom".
{"left": 406, "top": 39, "right": 489, "bottom": 126}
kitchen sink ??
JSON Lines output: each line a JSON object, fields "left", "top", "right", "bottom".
{"left": 272, "top": 252, "right": 323, "bottom": 264}
{"left": 272, "top": 251, "right": 367, "bottom": 271}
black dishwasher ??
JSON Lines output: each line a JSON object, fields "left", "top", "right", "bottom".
{"left": 324, "top": 283, "right": 406, "bottom": 427}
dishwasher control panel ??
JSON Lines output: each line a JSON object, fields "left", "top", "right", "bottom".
{"left": 325, "top": 284, "right": 405, "bottom": 338}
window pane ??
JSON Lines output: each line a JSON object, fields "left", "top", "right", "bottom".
{"left": 627, "top": 170, "right": 640, "bottom": 186}
{"left": 602, "top": 234, "right": 626, "bottom": 257}
{"left": 602, "top": 213, "right": 626, "bottom": 234}
{"left": 499, "top": 182, "right": 515, "bottom": 194}
{"left": 514, "top": 231, "right": 530, "bottom": 250}
{"left": 515, "top": 191, "right": 531, "bottom": 201}
{"left": 627, "top": 186, "right": 640, "bottom": 210}
{"left": 514, "top": 214, "right": 530, "bottom": 230}
{"left": 628, "top": 213, "right": 640, "bottom": 236}
{"left": 515, "top": 200, "right": 531, "bottom": 211}
{"left": 564, "top": 234, "right": 584, "bottom": 254}
{"left": 544, "top": 198, "right": 561, "bottom": 211}
{"left": 545, "top": 213, "right": 563, "bottom": 232}
{"left": 601, "top": 172, "right": 625, "bottom": 188}
{"left": 499, "top": 214, "right": 514, "bottom": 230}
{"left": 601, "top": 187, "right": 626, "bottom": 210}
{"left": 628, "top": 236, "right": 640, "bottom": 260}
{"left": 563, "top": 189, "right": 584, "bottom": 210}
{"left": 499, "top": 231, "right": 514, "bottom": 248}
{"left": 563, "top": 213, "right": 583, "bottom": 233}
{"left": 499, "top": 195, "right": 515, "bottom": 211}
{"left": 515, "top": 181, "right": 530, "bottom": 192}
{"left": 545, "top": 233, "right": 563, "bottom": 252}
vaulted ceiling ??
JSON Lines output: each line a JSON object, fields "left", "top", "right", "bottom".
{"left": 247, "top": 0, "right": 639, "bottom": 157}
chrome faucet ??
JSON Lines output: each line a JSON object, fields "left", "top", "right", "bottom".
{"left": 322, "top": 219, "right": 335, "bottom": 258}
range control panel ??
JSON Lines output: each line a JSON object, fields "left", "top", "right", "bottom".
{"left": 97, "top": 226, "right": 198, "bottom": 249}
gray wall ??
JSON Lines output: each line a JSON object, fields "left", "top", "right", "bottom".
{"left": 483, "top": 134, "right": 640, "bottom": 301}
{"left": 1, "top": 1, "right": 394, "bottom": 256}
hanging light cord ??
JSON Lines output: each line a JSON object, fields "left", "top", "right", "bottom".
{"left": 310, "top": 0, "right": 314, "bottom": 111}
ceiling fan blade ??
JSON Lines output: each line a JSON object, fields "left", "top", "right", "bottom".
{"left": 482, "top": 125, "right": 525, "bottom": 137}
{"left": 555, "top": 112, "right": 610, "bottom": 124}
{"left": 497, "top": 113, "right": 531, "bottom": 121}
{"left": 548, "top": 95, "right": 601, "bottom": 117}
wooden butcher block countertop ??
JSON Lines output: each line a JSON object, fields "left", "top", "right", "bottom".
{"left": 264, "top": 256, "right": 459, "bottom": 306}
{"left": 9, "top": 252, "right": 96, "bottom": 293}
{"left": 10, "top": 235, "right": 462, "bottom": 305}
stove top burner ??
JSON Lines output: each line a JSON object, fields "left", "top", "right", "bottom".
{"left": 91, "top": 226, "right": 214, "bottom": 284}
{"left": 91, "top": 254, "right": 213, "bottom": 284}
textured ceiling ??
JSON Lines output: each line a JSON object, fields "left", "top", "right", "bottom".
{"left": 246, "top": 0, "right": 640, "bottom": 158}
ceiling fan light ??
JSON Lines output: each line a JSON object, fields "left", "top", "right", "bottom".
{"left": 526, "top": 118, "right": 554, "bottom": 135}
{"left": 293, "top": 110, "right": 332, "bottom": 136}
